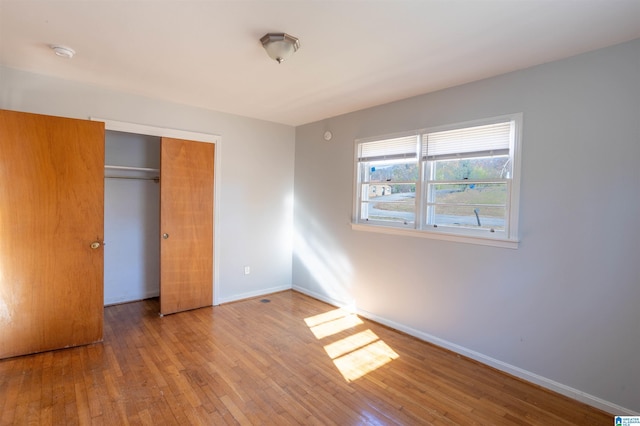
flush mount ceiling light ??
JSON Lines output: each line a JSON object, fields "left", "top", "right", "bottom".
{"left": 50, "top": 45, "right": 75, "bottom": 59}
{"left": 260, "top": 33, "right": 300, "bottom": 64}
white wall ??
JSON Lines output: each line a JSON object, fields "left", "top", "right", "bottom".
{"left": 104, "top": 131, "right": 160, "bottom": 305}
{"left": 0, "top": 66, "right": 295, "bottom": 304}
{"left": 293, "top": 39, "right": 640, "bottom": 413}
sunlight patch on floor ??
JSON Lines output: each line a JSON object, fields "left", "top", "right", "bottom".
{"left": 332, "top": 339, "right": 399, "bottom": 382}
{"left": 305, "top": 308, "right": 399, "bottom": 382}
{"left": 307, "top": 313, "right": 363, "bottom": 340}
{"left": 304, "top": 307, "right": 354, "bottom": 328}
{"left": 323, "top": 329, "right": 378, "bottom": 359}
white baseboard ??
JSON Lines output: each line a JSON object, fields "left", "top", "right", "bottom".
{"left": 216, "top": 284, "right": 292, "bottom": 305}
{"left": 292, "top": 285, "right": 638, "bottom": 416}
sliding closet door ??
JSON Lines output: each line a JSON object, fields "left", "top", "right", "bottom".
{"left": 0, "top": 110, "right": 104, "bottom": 359}
{"left": 160, "top": 137, "right": 214, "bottom": 315}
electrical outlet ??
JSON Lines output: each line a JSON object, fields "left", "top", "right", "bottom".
{"left": 244, "top": 266, "right": 251, "bottom": 275}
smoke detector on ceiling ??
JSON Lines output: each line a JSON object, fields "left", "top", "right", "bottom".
{"left": 50, "top": 45, "right": 75, "bottom": 59}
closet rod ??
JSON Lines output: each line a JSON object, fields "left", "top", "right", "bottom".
{"left": 105, "top": 176, "right": 160, "bottom": 182}
{"left": 104, "top": 165, "right": 159, "bottom": 173}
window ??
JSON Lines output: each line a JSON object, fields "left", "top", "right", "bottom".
{"left": 353, "top": 114, "right": 522, "bottom": 248}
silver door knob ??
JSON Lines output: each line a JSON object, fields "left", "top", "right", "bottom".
{"left": 162, "top": 233, "right": 169, "bottom": 239}
{"left": 90, "top": 241, "right": 101, "bottom": 249}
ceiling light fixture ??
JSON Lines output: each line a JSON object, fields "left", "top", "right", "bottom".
{"left": 260, "top": 33, "right": 300, "bottom": 64}
{"left": 50, "top": 45, "right": 75, "bottom": 59}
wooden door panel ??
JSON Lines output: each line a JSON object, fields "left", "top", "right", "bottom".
{"left": 160, "top": 138, "right": 214, "bottom": 315}
{"left": 0, "top": 110, "right": 104, "bottom": 359}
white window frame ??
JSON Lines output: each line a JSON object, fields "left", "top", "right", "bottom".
{"left": 352, "top": 113, "right": 522, "bottom": 249}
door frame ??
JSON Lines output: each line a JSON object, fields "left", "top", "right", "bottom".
{"left": 92, "top": 117, "right": 222, "bottom": 305}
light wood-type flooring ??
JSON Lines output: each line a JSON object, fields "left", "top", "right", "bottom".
{"left": 0, "top": 290, "right": 611, "bottom": 425}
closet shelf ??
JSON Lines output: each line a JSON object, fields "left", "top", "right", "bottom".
{"left": 105, "top": 165, "right": 159, "bottom": 173}
{"left": 105, "top": 165, "right": 160, "bottom": 182}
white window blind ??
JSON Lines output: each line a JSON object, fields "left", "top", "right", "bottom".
{"left": 422, "top": 121, "right": 512, "bottom": 161}
{"left": 358, "top": 135, "right": 418, "bottom": 162}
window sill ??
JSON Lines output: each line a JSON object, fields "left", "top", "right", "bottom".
{"left": 351, "top": 223, "right": 519, "bottom": 249}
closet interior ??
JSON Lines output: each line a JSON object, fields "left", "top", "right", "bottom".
{"left": 104, "top": 130, "right": 161, "bottom": 306}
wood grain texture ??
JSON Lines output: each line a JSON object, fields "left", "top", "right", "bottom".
{"left": 160, "top": 137, "right": 214, "bottom": 315}
{"left": 0, "top": 291, "right": 612, "bottom": 425}
{"left": 0, "top": 109, "right": 104, "bottom": 359}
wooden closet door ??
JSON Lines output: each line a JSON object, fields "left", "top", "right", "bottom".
{"left": 0, "top": 110, "right": 104, "bottom": 359}
{"left": 160, "top": 137, "right": 214, "bottom": 315}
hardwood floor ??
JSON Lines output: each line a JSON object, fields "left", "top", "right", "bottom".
{"left": 0, "top": 290, "right": 611, "bottom": 425}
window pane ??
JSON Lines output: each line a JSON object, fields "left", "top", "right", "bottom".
{"left": 427, "top": 182, "right": 507, "bottom": 231}
{"left": 367, "top": 161, "right": 419, "bottom": 183}
{"left": 430, "top": 205, "right": 506, "bottom": 231}
{"left": 429, "top": 182, "right": 507, "bottom": 205}
{"left": 361, "top": 183, "right": 415, "bottom": 225}
{"left": 432, "top": 155, "right": 510, "bottom": 181}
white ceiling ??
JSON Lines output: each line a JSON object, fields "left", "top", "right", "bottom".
{"left": 1, "top": 1, "right": 639, "bottom": 126}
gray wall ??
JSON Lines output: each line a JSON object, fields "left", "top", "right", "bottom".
{"left": 0, "top": 66, "right": 295, "bottom": 304}
{"left": 293, "top": 39, "right": 640, "bottom": 413}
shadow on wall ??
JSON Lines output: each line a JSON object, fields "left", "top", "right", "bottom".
{"left": 293, "top": 203, "right": 354, "bottom": 306}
